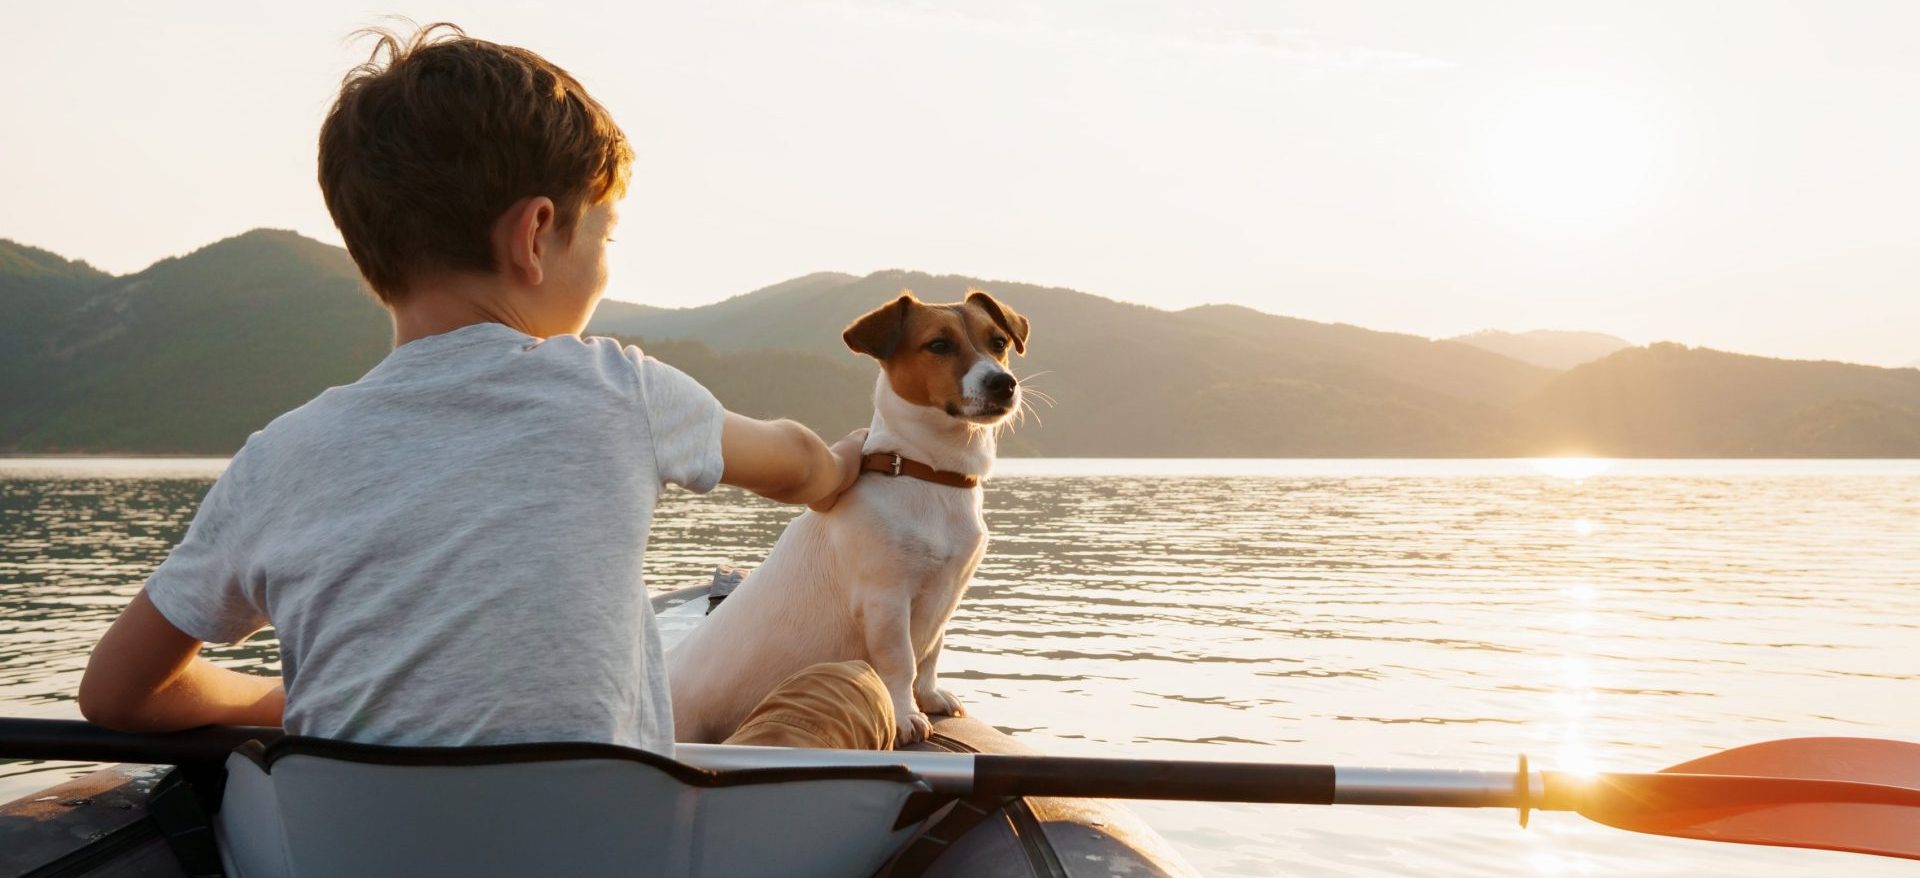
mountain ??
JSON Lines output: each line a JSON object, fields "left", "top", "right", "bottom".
{"left": 0, "top": 238, "right": 108, "bottom": 289}
{"left": 3, "top": 229, "right": 1917, "bottom": 457}
{"left": 1522, "top": 343, "right": 1920, "bottom": 456}
{"left": 594, "top": 272, "right": 1559, "bottom": 455}
{"left": 1450, "top": 329, "right": 1632, "bottom": 371}
{"left": 0, "top": 231, "right": 390, "bottom": 453}
{"left": 591, "top": 271, "right": 862, "bottom": 350}
{"left": 1, "top": 239, "right": 116, "bottom": 426}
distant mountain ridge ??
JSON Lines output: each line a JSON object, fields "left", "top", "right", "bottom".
{"left": 593, "top": 271, "right": 1557, "bottom": 455}
{"left": 1449, "top": 329, "right": 1632, "bottom": 370}
{"left": 1524, "top": 343, "right": 1920, "bottom": 456}
{"left": 4, "top": 230, "right": 1918, "bottom": 457}
{"left": 0, "top": 230, "right": 389, "bottom": 453}
{"left": 0, "top": 239, "right": 108, "bottom": 285}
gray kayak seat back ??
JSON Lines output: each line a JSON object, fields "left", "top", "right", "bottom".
{"left": 214, "top": 738, "right": 930, "bottom": 878}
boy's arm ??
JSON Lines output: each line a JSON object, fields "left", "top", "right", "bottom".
{"left": 719, "top": 413, "right": 867, "bottom": 512}
{"left": 78, "top": 591, "right": 284, "bottom": 732}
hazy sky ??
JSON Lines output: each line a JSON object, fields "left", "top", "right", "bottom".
{"left": 4, "top": 1, "right": 1916, "bottom": 366}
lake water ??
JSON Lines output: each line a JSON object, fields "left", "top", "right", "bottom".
{"left": 2, "top": 457, "right": 1916, "bottom": 877}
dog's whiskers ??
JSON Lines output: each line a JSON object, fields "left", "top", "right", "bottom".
{"left": 1002, "top": 373, "right": 1055, "bottom": 435}
{"left": 1015, "top": 372, "right": 1058, "bottom": 410}
{"left": 1017, "top": 387, "right": 1058, "bottom": 410}
{"left": 1005, "top": 399, "right": 1044, "bottom": 433}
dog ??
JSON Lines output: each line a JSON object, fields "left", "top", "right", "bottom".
{"left": 667, "top": 289, "right": 1030, "bottom": 746}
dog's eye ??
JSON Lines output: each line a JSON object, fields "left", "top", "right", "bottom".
{"left": 925, "top": 339, "right": 954, "bottom": 355}
{"left": 990, "top": 336, "right": 1008, "bottom": 353}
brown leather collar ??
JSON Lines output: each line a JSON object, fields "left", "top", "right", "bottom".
{"left": 861, "top": 452, "right": 981, "bottom": 489}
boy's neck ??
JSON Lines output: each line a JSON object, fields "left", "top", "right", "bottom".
{"left": 389, "top": 274, "right": 576, "bottom": 346}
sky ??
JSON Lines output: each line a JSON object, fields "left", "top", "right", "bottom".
{"left": 3, "top": 1, "right": 1916, "bottom": 367}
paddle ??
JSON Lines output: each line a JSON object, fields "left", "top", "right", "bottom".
{"left": 2, "top": 718, "right": 1914, "bottom": 861}
{"left": 683, "top": 737, "right": 1920, "bottom": 860}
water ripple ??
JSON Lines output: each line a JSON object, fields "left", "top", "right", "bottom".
{"left": 3, "top": 459, "right": 1918, "bottom": 877}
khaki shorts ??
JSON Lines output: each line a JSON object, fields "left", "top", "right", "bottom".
{"left": 722, "top": 660, "right": 896, "bottom": 750}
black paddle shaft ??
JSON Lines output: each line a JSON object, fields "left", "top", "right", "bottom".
{"left": 0, "top": 718, "right": 1341, "bottom": 806}
{"left": 973, "top": 753, "right": 1337, "bottom": 804}
{"left": 0, "top": 718, "right": 282, "bottom": 767}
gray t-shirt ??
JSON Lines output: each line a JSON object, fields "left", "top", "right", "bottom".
{"left": 144, "top": 322, "right": 724, "bottom": 753}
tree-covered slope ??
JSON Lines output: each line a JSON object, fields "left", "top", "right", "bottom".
{"left": 5, "top": 229, "right": 1917, "bottom": 457}
{"left": 0, "top": 230, "right": 390, "bottom": 452}
{"left": 1521, "top": 343, "right": 1920, "bottom": 456}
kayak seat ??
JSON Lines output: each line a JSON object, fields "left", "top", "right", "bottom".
{"left": 215, "top": 736, "right": 931, "bottom": 878}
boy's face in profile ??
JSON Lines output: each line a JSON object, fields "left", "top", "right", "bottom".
{"left": 538, "top": 198, "right": 619, "bottom": 335}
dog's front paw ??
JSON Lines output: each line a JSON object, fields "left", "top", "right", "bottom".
{"left": 916, "top": 686, "right": 966, "bottom": 718}
{"left": 894, "top": 709, "right": 933, "bottom": 746}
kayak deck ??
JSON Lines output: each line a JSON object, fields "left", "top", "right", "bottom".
{"left": 0, "top": 763, "right": 179, "bottom": 878}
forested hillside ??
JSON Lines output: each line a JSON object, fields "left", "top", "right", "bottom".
{"left": 5, "top": 230, "right": 1916, "bottom": 457}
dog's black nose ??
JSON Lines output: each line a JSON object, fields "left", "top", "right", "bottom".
{"left": 986, "top": 371, "right": 1017, "bottom": 401}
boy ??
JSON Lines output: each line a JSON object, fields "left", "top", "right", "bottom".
{"left": 78, "top": 24, "right": 893, "bottom": 753}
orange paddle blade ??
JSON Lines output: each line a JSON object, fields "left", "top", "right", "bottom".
{"left": 1563, "top": 737, "right": 1920, "bottom": 861}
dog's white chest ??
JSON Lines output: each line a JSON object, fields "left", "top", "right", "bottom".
{"left": 863, "top": 480, "right": 986, "bottom": 571}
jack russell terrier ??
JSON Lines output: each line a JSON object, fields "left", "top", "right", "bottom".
{"left": 667, "top": 290, "right": 1030, "bottom": 745}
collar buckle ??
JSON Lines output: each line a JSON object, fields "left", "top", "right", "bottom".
{"left": 890, "top": 453, "right": 903, "bottom": 476}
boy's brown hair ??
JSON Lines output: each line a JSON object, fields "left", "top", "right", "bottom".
{"left": 318, "top": 23, "right": 632, "bottom": 303}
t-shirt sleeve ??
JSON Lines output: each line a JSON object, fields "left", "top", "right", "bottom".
{"left": 632, "top": 351, "right": 726, "bottom": 493}
{"left": 142, "top": 459, "right": 269, "bottom": 644}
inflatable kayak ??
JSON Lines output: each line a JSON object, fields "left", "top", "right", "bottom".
{"left": 0, "top": 582, "right": 1199, "bottom": 878}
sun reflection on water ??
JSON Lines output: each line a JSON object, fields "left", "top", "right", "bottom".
{"left": 1535, "top": 458, "right": 1610, "bottom": 792}
{"left": 1529, "top": 849, "right": 1596, "bottom": 876}
{"left": 1530, "top": 457, "right": 1614, "bottom": 481}
{"left": 1554, "top": 596, "right": 1601, "bottom": 780}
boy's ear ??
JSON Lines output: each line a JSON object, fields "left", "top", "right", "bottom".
{"left": 843, "top": 293, "right": 918, "bottom": 360}
{"left": 966, "top": 289, "right": 1029, "bottom": 355}
{"left": 497, "top": 196, "right": 557, "bottom": 285}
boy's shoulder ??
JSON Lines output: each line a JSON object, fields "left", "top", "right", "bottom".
{"left": 202, "top": 321, "right": 724, "bottom": 557}
{"left": 241, "top": 325, "right": 713, "bottom": 457}
{"left": 238, "top": 326, "right": 639, "bottom": 450}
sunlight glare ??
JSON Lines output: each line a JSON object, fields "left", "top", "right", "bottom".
{"left": 1554, "top": 651, "right": 1599, "bottom": 779}
{"left": 1556, "top": 730, "right": 1600, "bottom": 779}
{"left": 1527, "top": 851, "right": 1566, "bottom": 875}
{"left": 1530, "top": 457, "right": 1614, "bottom": 481}
{"left": 1527, "top": 849, "right": 1596, "bottom": 876}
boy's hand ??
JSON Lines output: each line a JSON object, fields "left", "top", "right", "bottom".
{"left": 808, "top": 428, "right": 870, "bottom": 513}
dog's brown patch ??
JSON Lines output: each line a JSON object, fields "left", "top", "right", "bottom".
{"left": 842, "top": 290, "right": 1028, "bottom": 416}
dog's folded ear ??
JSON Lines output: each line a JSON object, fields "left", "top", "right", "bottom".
{"left": 966, "top": 290, "right": 1030, "bottom": 355}
{"left": 844, "top": 293, "right": 918, "bottom": 360}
